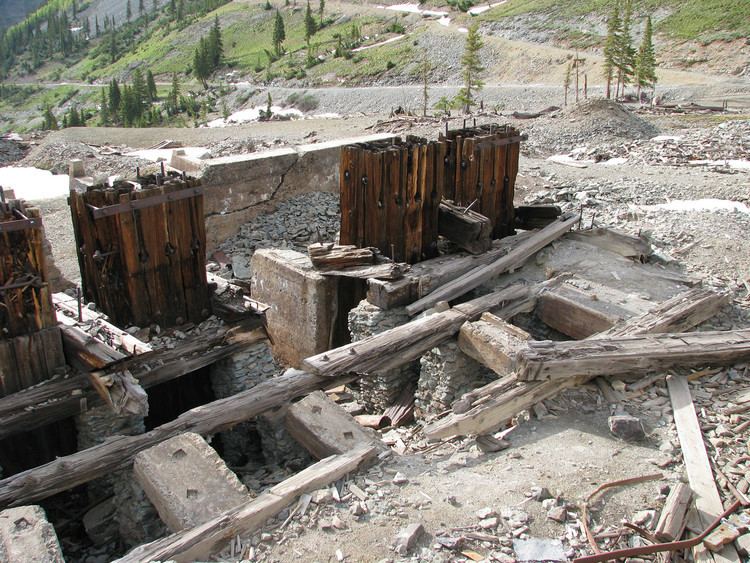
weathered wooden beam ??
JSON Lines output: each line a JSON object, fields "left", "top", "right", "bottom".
{"left": 302, "top": 285, "right": 531, "bottom": 377}
{"left": 654, "top": 482, "right": 692, "bottom": 542}
{"left": 516, "top": 329, "right": 750, "bottom": 382}
{"left": 59, "top": 323, "right": 126, "bottom": 371}
{"left": 565, "top": 227, "right": 652, "bottom": 260}
{"left": 0, "top": 369, "right": 353, "bottom": 508}
{"left": 308, "top": 243, "right": 375, "bottom": 269}
{"left": 115, "top": 447, "right": 376, "bottom": 563}
{"left": 366, "top": 231, "right": 534, "bottom": 310}
{"left": 667, "top": 375, "right": 741, "bottom": 563}
{"left": 423, "top": 288, "right": 728, "bottom": 439}
{"left": 536, "top": 278, "right": 653, "bottom": 339}
{"left": 457, "top": 312, "right": 530, "bottom": 376}
{"left": 438, "top": 201, "right": 492, "bottom": 254}
{"left": 53, "top": 293, "right": 152, "bottom": 354}
{"left": 405, "top": 212, "right": 579, "bottom": 315}
{"left": 0, "top": 323, "right": 267, "bottom": 441}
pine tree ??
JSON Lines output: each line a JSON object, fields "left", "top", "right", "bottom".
{"left": 168, "top": 72, "right": 180, "bottom": 114}
{"left": 109, "top": 30, "right": 117, "bottom": 63}
{"left": 131, "top": 68, "right": 147, "bottom": 117}
{"left": 126, "top": 0, "right": 132, "bottom": 22}
{"left": 420, "top": 55, "right": 430, "bottom": 117}
{"left": 208, "top": 15, "right": 223, "bottom": 68}
{"left": 615, "top": 0, "right": 635, "bottom": 97}
{"left": 602, "top": 2, "right": 621, "bottom": 99}
{"left": 304, "top": 1, "right": 317, "bottom": 45}
{"left": 634, "top": 15, "right": 657, "bottom": 101}
{"left": 109, "top": 78, "right": 121, "bottom": 113}
{"left": 146, "top": 69, "right": 157, "bottom": 101}
{"left": 193, "top": 37, "right": 210, "bottom": 88}
{"left": 177, "top": 0, "right": 185, "bottom": 21}
{"left": 319, "top": 0, "right": 325, "bottom": 25}
{"left": 99, "top": 88, "right": 109, "bottom": 125}
{"left": 68, "top": 105, "right": 82, "bottom": 126}
{"left": 169, "top": 0, "right": 176, "bottom": 18}
{"left": 95, "top": 15, "right": 100, "bottom": 36}
{"left": 455, "top": 23, "right": 484, "bottom": 114}
{"left": 152, "top": 0, "right": 157, "bottom": 14}
{"left": 272, "top": 10, "right": 285, "bottom": 56}
{"left": 139, "top": 0, "right": 145, "bottom": 18}
{"left": 42, "top": 104, "right": 58, "bottom": 130}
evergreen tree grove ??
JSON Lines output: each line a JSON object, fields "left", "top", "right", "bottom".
{"left": 273, "top": 10, "right": 286, "bottom": 55}
{"left": 146, "top": 70, "right": 158, "bottom": 101}
{"left": 634, "top": 15, "right": 657, "bottom": 100}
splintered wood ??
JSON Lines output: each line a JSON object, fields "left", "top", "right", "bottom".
{"left": 68, "top": 173, "right": 211, "bottom": 328}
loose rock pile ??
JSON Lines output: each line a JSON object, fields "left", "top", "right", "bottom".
{"left": 0, "top": 137, "right": 27, "bottom": 166}
{"left": 21, "top": 142, "right": 154, "bottom": 178}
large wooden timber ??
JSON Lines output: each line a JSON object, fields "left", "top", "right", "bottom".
{"left": 516, "top": 329, "right": 750, "bottom": 381}
{"left": 116, "top": 447, "right": 376, "bottom": 563}
{"left": 423, "top": 288, "right": 730, "bottom": 439}
{"left": 0, "top": 323, "right": 266, "bottom": 441}
{"left": 302, "top": 285, "right": 532, "bottom": 377}
{"left": 439, "top": 124, "right": 523, "bottom": 239}
{"left": 457, "top": 312, "right": 531, "bottom": 376}
{"left": 367, "top": 231, "right": 533, "bottom": 310}
{"left": 437, "top": 201, "right": 492, "bottom": 254}
{"left": 68, "top": 175, "right": 211, "bottom": 328}
{"left": 405, "top": 212, "right": 580, "bottom": 315}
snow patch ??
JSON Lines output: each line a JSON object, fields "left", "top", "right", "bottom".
{"left": 689, "top": 159, "right": 750, "bottom": 170}
{"left": 438, "top": 16, "right": 451, "bottom": 26}
{"left": 650, "top": 135, "right": 683, "bottom": 142}
{"left": 0, "top": 167, "right": 69, "bottom": 200}
{"left": 468, "top": 1, "right": 507, "bottom": 15}
{"left": 206, "top": 106, "right": 304, "bottom": 127}
{"left": 457, "top": 27, "right": 469, "bottom": 33}
{"left": 126, "top": 147, "right": 210, "bottom": 162}
{"left": 384, "top": 3, "right": 448, "bottom": 16}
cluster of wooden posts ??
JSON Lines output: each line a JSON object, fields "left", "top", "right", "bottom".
{"left": 69, "top": 172, "right": 212, "bottom": 328}
{"left": 339, "top": 124, "right": 523, "bottom": 264}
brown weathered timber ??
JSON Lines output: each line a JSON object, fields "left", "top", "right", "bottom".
{"left": 366, "top": 231, "right": 534, "bottom": 310}
{"left": 302, "top": 285, "right": 530, "bottom": 377}
{"left": 59, "top": 323, "right": 126, "bottom": 371}
{"left": 0, "top": 324, "right": 266, "bottom": 441}
{"left": 654, "top": 482, "right": 692, "bottom": 542}
{"left": 565, "top": 227, "right": 652, "bottom": 261}
{"left": 667, "top": 375, "right": 741, "bottom": 563}
{"left": 406, "top": 212, "right": 580, "bottom": 315}
{"left": 284, "top": 391, "right": 383, "bottom": 458}
{"left": 517, "top": 329, "right": 750, "bottom": 382}
{"left": 308, "top": 243, "right": 375, "bottom": 269}
{"left": 0, "top": 368, "right": 353, "bottom": 508}
{"left": 438, "top": 201, "right": 492, "bottom": 254}
{"left": 536, "top": 278, "right": 652, "bottom": 339}
{"left": 115, "top": 447, "right": 376, "bottom": 563}
{"left": 424, "top": 288, "right": 728, "bottom": 439}
{"left": 514, "top": 205, "right": 562, "bottom": 230}
{"left": 53, "top": 293, "right": 152, "bottom": 354}
{"left": 0, "top": 328, "right": 65, "bottom": 397}
{"left": 457, "top": 312, "right": 531, "bottom": 377}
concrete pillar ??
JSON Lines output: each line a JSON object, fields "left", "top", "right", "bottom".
{"left": 0, "top": 505, "right": 64, "bottom": 563}
{"left": 133, "top": 432, "right": 251, "bottom": 532}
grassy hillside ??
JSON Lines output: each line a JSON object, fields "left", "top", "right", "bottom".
{"left": 481, "top": 0, "right": 750, "bottom": 42}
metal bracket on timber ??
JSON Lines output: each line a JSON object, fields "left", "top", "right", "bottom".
{"left": 86, "top": 185, "right": 205, "bottom": 219}
{"left": 0, "top": 208, "right": 42, "bottom": 233}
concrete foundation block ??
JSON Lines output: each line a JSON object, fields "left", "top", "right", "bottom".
{"left": 0, "top": 505, "right": 64, "bottom": 563}
{"left": 251, "top": 249, "right": 339, "bottom": 367}
{"left": 133, "top": 432, "right": 252, "bottom": 532}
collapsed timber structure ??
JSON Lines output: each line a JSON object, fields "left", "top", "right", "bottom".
{"left": 0, "top": 124, "right": 749, "bottom": 562}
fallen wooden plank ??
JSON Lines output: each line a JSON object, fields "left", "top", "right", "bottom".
{"left": 457, "top": 312, "right": 531, "bottom": 376}
{"left": 317, "top": 262, "right": 408, "bottom": 281}
{"left": 516, "top": 329, "right": 750, "bottom": 382}
{"left": 302, "top": 285, "right": 531, "bottom": 377}
{"left": 565, "top": 228, "right": 652, "bottom": 260}
{"left": 438, "top": 201, "right": 492, "bottom": 254}
{"left": 424, "top": 288, "right": 728, "bottom": 439}
{"left": 115, "top": 447, "right": 376, "bottom": 563}
{"left": 536, "top": 278, "right": 652, "bottom": 339}
{"left": 308, "top": 243, "right": 375, "bottom": 269}
{"left": 0, "top": 369, "right": 353, "bottom": 508}
{"left": 58, "top": 322, "right": 126, "bottom": 371}
{"left": 667, "top": 375, "right": 741, "bottom": 563}
{"left": 285, "top": 391, "right": 383, "bottom": 458}
{"left": 366, "top": 231, "right": 534, "bottom": 310}
{"left": 405, "top": 212, "right": 579, "bottom": 315}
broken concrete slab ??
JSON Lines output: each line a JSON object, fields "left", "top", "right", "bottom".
{"left": 133, "top": 432, "right": 251, "bottom": 532}
{"left": 394, "top": 522, "right": 424, "bottom": 555}
{"left": 0, "top": 505, "right": 64, "bottom": 563}
{"left": 513, "top": 537, "right": 567, "bottom": 562}
{"left": 251, "top": 249, "right": 339, "bottom": 367}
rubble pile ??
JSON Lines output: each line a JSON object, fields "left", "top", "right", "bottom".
{"left": 0, "top": 136, "right": 27, "bottom": 165}
{"left": 21, "top": 141, "right": 154, "bottom": 178}
{"left": 220, "top": 191, "right": 340, "bottom": 278}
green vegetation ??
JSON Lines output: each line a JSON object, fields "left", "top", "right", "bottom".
{"left": 455, "top": 23, "right": 484, "bottom": 113}
{"left": 481, "top": 0, "right": 750, "bottom": 42}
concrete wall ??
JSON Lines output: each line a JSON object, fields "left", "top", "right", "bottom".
{"left": 174, "top": 134, "right": 394, "bottom": 252}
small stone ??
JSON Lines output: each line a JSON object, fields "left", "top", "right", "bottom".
{"left": 529, "top": 486, "right": 552, "bottom": 501}
{"left": 608, "top": 414, "right": 646, "bottom": 442}
{"left": 350, "top": 502, "right": 366, "bottom": 516}
{"left": 547, "top": 506, "right": 567, "bottom": 523}
{"left": 332, "top": 515, "right": 346, "bottom": 529}
{"left": 479, "top": 517, "right": 499, "bottom": 529}
{"left": 392, "top": 472, "right": 409, "bottom": 485}
{"left": 476, "top": 507, "right": 497, "bottom": 520}
{"left": 541, "top": 499, "right": 557, "bottom": 510}
{"left": 394, "top": 522, "right": 424, "bottom": 555}
{"left": 319, "top": 518, "right": 333, "bottom": 530}
{"left": 476, "top": 435, "right": 511, "bottom": 453}
{"left": 311, "top": 488, "right": 334, "bottom": 504}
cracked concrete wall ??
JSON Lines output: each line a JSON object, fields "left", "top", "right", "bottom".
{"left": 192, "top": 134, "right": 394, "bottom": 252}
